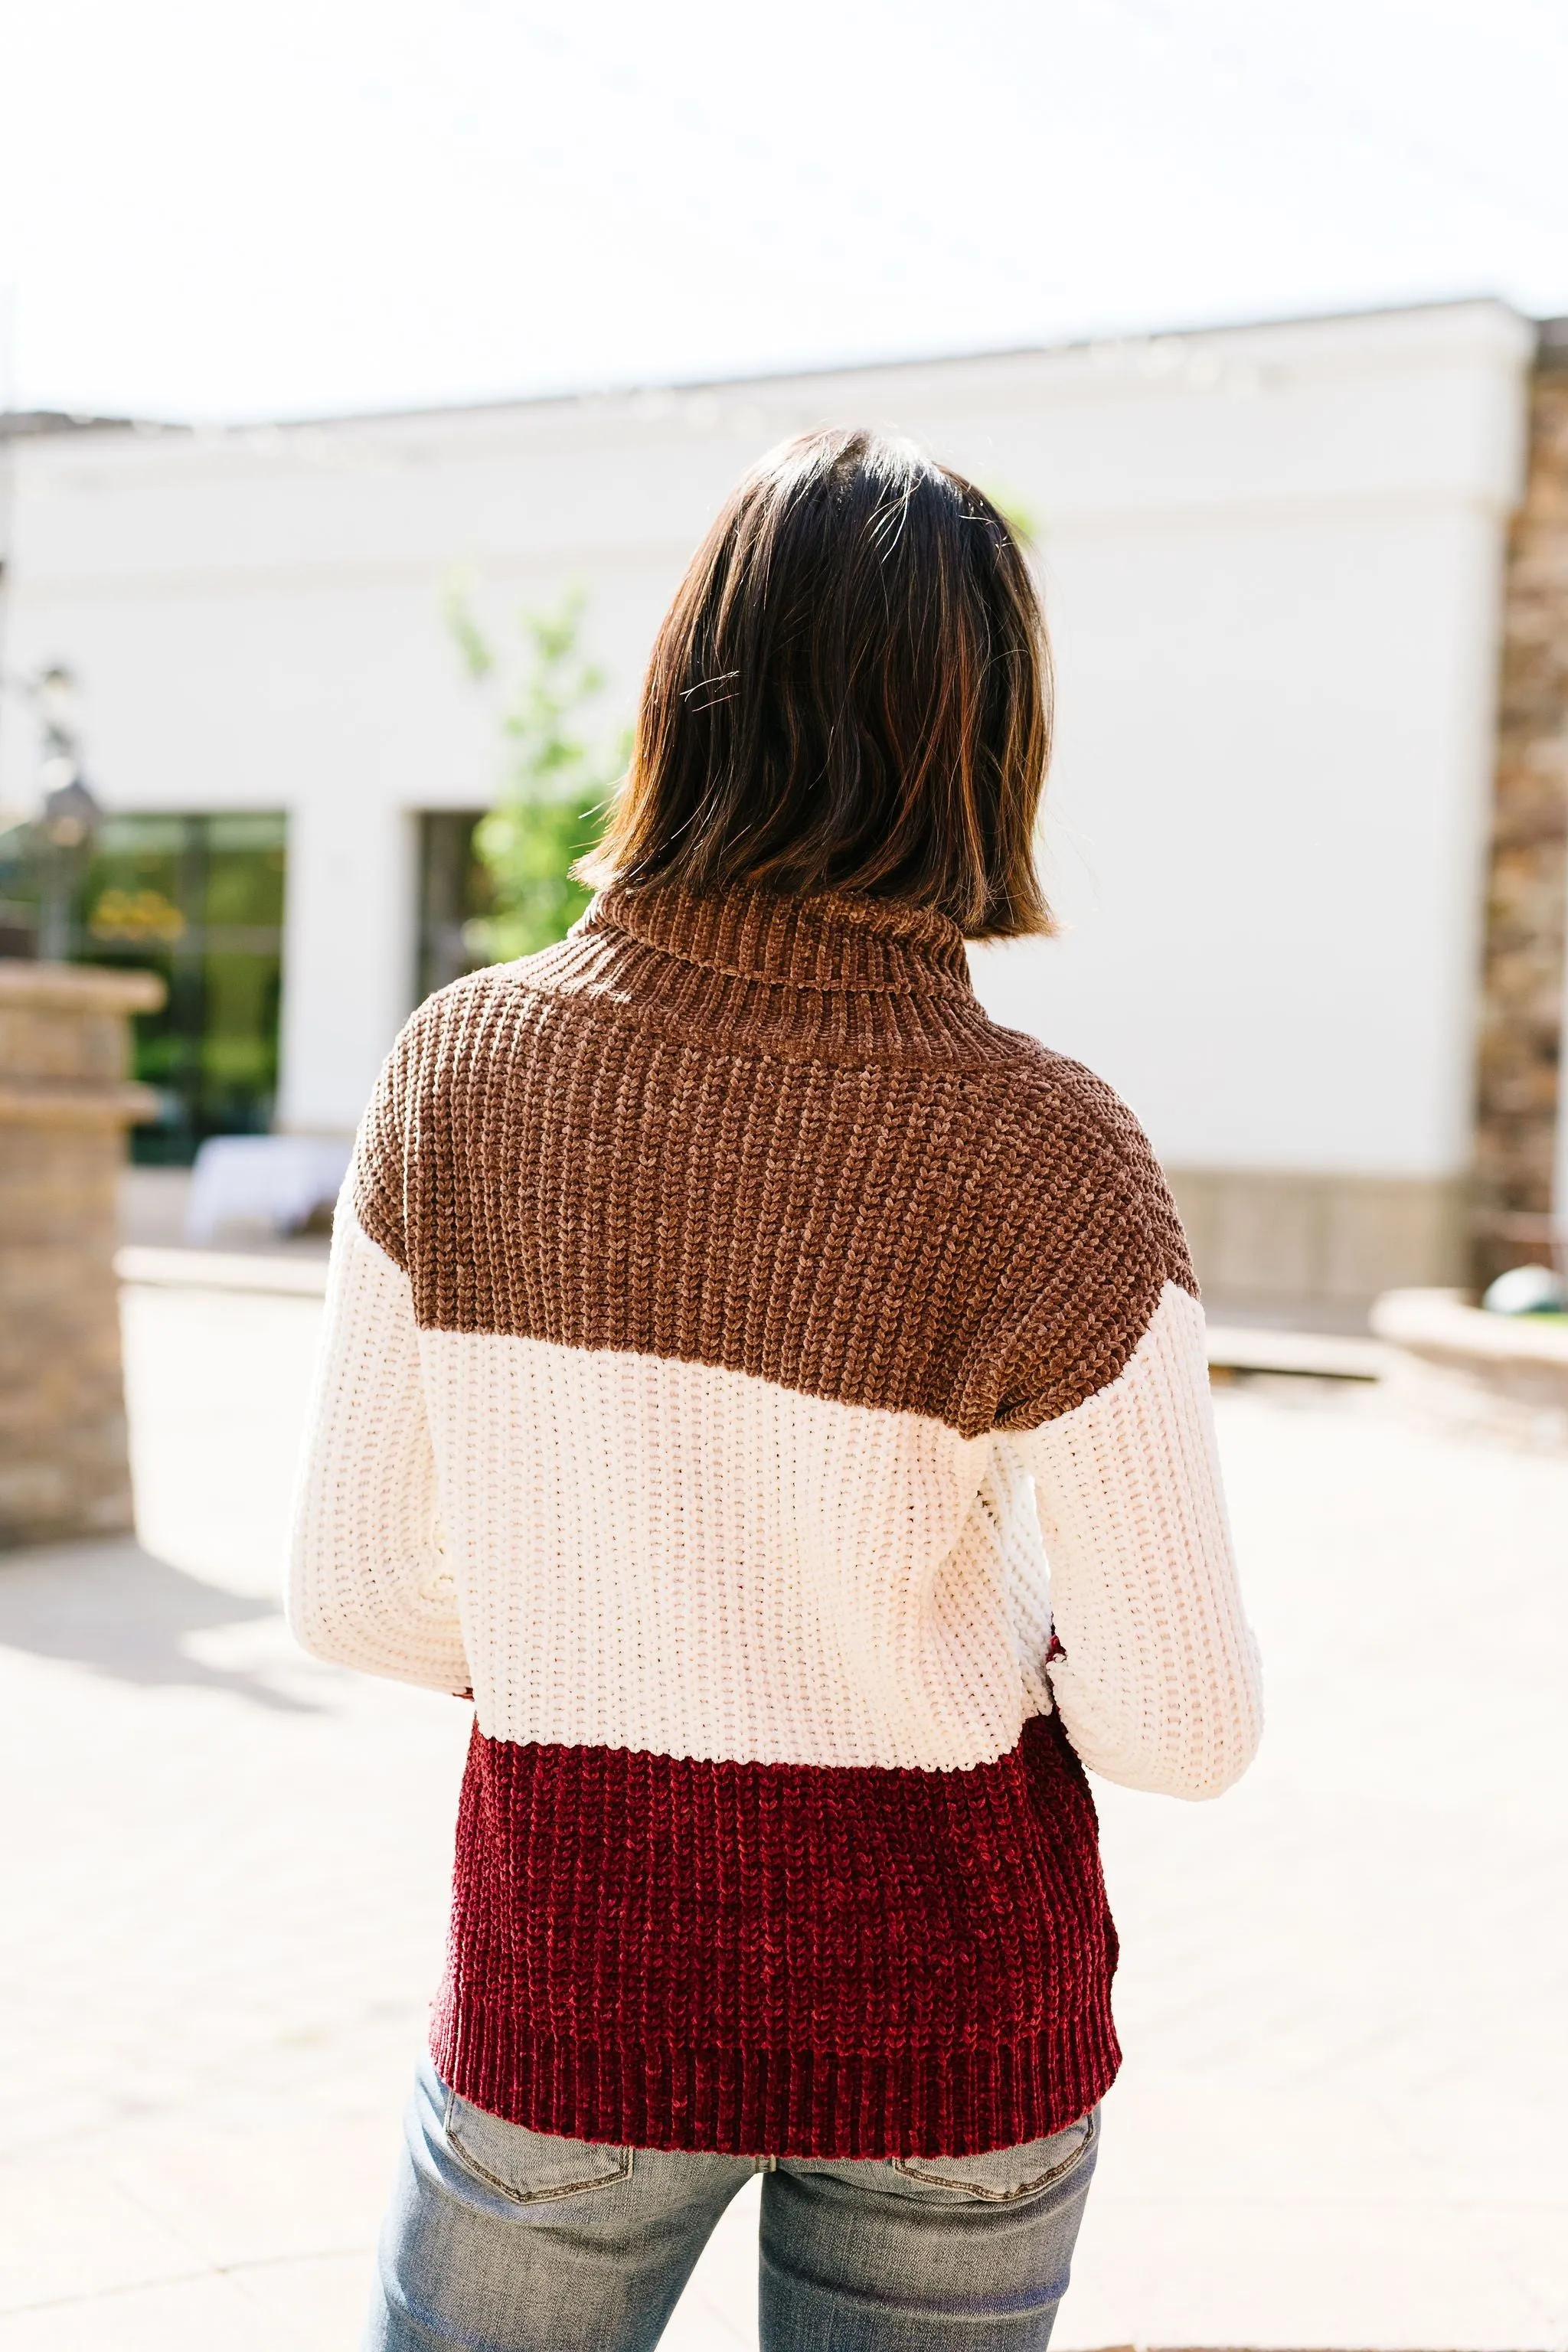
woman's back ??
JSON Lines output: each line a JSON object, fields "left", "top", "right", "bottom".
{"left": 294, "top": 874, "right": 1256, "bottom": 2158}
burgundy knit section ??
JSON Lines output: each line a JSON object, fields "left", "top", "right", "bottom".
{"left": 430, "top": 1712, "right": 1121, "bottom": 2159}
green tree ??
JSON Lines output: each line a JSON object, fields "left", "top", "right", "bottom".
{"left": 446, "top": 586, "right": 628, "bottom": 962}
{"left": 981, "top": 485, "right": 1040, "bottom": 547}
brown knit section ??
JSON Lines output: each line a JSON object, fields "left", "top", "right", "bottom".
{"left": 355, "top": 885, "right": 1195, "bottom": 1435}
{"left": 354, "top": 1035, "right": 410, "bottom": 1271}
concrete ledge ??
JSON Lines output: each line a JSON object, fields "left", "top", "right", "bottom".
{"left": 0, "top": 1079, "right": 162, "bottom": 1125}
{"left": 115, "top": 1246, "right": 330, "bottom": 1297}
{"left": 113, "top": 1246, "right": 1385, "bottom": 1385}
{"left": 0, "top": 961, "right": 165, "bottom": 1014}
{"left": 1205, "top": 1324, "right": 1386, "bottom": 1380}
{"left": 1371, "top": 1285, "right": 1568, "bottom": 1446}
{"left": 113, "top": 1241, "right": 1404, "bottom": 1386}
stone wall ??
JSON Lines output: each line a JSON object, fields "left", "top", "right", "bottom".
{"left": 0, "top": 962, "right": 164, "bottom": 1546}
{"left": 1473, "top": 325, "right": 1568, "bottom": 1286}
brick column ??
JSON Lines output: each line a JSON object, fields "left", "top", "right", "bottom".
{"left": 1474, "top": 325, "right": 1568, "bottom": 1286}
{"left": 0, "top": 961, "right": 165, "bottom": 1546}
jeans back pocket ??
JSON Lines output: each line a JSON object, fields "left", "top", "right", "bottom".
{"left": 892, "top": 2110, "right": 1096, "bottom": 2203}
{"left": 443, "top": 2088, "right": 632, "bottom": 2205}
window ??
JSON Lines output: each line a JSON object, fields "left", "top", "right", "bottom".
{"left": 78, "top": 813, "right": 287, "bottom": 1165}
{"left": 415, "top": 811, "right": 495, "bottom": 1004}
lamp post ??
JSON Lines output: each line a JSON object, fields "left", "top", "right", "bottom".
{"left": 31, "top": 666, "right": 101, "bottom": 961}
{"left": 0, "top": 663, "right": 103, "bottom": 960}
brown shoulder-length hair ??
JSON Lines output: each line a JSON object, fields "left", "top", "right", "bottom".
{"left": 579, "top": 427, "right": 1054, "bottom": 939}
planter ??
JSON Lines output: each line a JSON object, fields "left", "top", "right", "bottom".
{"left": 1370, "top": 1285, "right": 1568, "bottom": 1449}
{"left": 0, "top": 960, "right": 165, "bottom": 1544}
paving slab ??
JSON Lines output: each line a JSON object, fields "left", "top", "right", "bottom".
{"left": 0, "top": 1285, "right": 1562, "bottom": 2347}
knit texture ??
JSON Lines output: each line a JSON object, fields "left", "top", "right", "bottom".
{"left": 289, "top": 880, "right": 1261, "bottom": 2157}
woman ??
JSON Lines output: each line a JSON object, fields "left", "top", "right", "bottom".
{"left": 290, "top": 428, "right": 1262, "bottom": 2352}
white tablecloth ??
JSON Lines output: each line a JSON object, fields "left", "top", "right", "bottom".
{"left": 184, "top": 1135, "right": 354, "bottom": 1244}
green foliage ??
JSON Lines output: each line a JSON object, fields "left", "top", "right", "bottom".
{"left": 445, "top": 590, "right": 496, "bottom": 684}
{"left": 446, "top": 586, "right": 628, "bottom": 962}
{"left": 981, "top": 485, "right": 1040, "bottom": 547}
{"left": 466, "top": 796, "right": 602, "bottom": 962}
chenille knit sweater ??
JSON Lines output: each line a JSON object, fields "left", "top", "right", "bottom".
{"left": 289, "top": 881, "right": 1261, "bottom": 2160}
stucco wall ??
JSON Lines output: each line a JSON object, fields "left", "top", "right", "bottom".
{"left": 0, "top": 301, "right": 1534, "bottom": 1304}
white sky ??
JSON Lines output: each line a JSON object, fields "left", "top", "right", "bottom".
{"left": 1, "top": 0, "right": 1565, "bottom": 423}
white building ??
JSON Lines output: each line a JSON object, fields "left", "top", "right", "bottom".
{"left": 0, "top": 299, "right": 1543, "bottom": 1314}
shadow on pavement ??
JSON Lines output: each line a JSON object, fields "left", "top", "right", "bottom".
{"left": 0, "top": 1537, "right": 325, "bottom": 1713}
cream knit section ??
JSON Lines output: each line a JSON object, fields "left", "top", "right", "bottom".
{"left": 286, "top": 1204, "right": 470, "bottom": 1697}
{"left": 418, "top": 1323, "right": 1038, "bottom": 1772}
{"left": 1024, "top": 1282, "right": 1263, "bottom": 1799}
{"left": 291, "top": 1217, "right": 1257, "bottom": 1791}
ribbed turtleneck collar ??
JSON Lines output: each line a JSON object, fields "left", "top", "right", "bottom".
{"left": 581, "top": 882, "right": 975, "bottom": 1000}
{"left": 529, "top": 879, "right": 1011, "bottom": 1069}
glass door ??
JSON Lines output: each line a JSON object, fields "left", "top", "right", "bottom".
{"left": 77, "top": 812, "right": 287, "bottom": 1164}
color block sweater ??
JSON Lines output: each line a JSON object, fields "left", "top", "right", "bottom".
{"left": 289, "top": 882, "right": 1261, "bottom": 2160}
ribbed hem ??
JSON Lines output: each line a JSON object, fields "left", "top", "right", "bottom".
{"left": 428, "top": 2012, "right": 1121, "bottom": 2162}
{"left": 426, "top": 1711, "right": 1121, "bottom": 2160}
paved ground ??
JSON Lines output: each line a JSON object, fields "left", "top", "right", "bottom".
{"left": 0, "top": 1283, "right": 1564, "bottom": 2349}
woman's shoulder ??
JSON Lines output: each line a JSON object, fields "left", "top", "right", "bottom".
{"left": 971, "top": 1027, "right": 1162, "bottom": 1185}
{"left": 966, "top": 1030, "right": 1197, "bottom": 1318}
{"left": 389, "top": 948, "right": 584, "bottom": 1068}
{"left": 402, "top": 948, "right": 564, "bottom": 1029}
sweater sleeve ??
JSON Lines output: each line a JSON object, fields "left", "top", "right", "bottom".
{"left": 286, "top": 1050, "right": 471, "bottom": 1696}
{"left": 998, "top": 1067, "right": 1261, "bottom": 1801}
{"left": 1011, "top": 1281, "right": 1262, "bottom": 1799}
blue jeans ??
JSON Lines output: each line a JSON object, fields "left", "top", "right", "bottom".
{"left": 364, "top": 2054, "right": 1099, "bottom": 2351}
